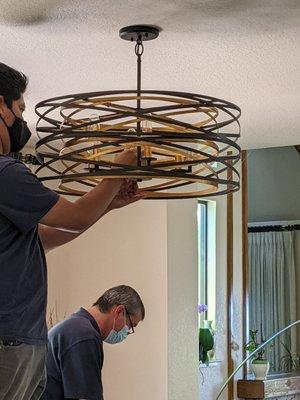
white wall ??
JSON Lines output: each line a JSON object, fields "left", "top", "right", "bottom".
{"left": 47, "top": 198, "right": 205, "bottom": 400}
{"left": 47, "top": 200, "right": 169, "bottom": 400}
{"left": 167, "top": 199, "right": 199, "bottom": 400}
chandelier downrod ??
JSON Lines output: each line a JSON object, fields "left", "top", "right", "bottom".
{"left": 136, "top": 37, "right": 143, "bottom": 165}
{"left": 120, "top": 26, "right": 160, "bottom": 166}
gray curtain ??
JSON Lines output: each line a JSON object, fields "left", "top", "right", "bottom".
{"left": 249, "top": 231, "right": 296, "bottom": 373}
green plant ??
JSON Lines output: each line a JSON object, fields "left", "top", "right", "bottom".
{"left": 199, "top": 328, "right": 214, "bottom": 365}
{"left": 280, "top": 339, "right": 300, "bottom": 372}
{"left": 244, "top": 329, "right": 267, "bottom": 361}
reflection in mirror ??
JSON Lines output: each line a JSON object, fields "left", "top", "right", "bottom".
{"left": 246, "top": 145, "right": 300, "bottom": 376}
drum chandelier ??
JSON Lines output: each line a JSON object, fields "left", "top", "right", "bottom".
{"left": 35, "top": 25, "right": 241, "bottom": 199}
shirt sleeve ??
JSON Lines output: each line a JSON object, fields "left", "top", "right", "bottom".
{"left": 0, "top": 160, "right": 59, "bottom": 233}
{"left": 60, "top": 340, "right": 103, "bottom": 400}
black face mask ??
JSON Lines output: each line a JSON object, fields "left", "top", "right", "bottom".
{"left": 0, "top": 109, "right": 32, "bottom": 152}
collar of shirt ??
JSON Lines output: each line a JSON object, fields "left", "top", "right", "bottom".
{"left": 74, "top": 307, "right": 102, "bottom": 338}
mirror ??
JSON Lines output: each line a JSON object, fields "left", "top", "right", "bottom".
{"left": 244, "top": 145, "right": 300, "bottom": 376}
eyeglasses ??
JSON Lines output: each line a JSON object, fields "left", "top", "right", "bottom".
{"left": 125, "top": 307, "right": 135, "bottom": 335}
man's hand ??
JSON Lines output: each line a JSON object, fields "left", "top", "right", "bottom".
{"left": 114, "top": 148, "right": 137, "bottom": 165}
{"left": 109, "top": 179, "right": 146, "bottom": 210}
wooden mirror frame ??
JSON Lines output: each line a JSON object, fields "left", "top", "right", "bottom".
{"left": 241, "top": 150, "right": 249, "bottom": 379}
{"left": 226, "top": 150, "right": 235, "bottom": 399}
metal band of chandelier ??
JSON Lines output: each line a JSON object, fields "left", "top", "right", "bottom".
{"left": 35, "top": 25, "right": 241, "bottom": 199}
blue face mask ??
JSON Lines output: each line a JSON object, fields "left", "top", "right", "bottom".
{"left": 104, "top": 313, "right": 130, "bottom": 345}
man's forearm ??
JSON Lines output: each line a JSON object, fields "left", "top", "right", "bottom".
{"left": 73, "top": 178, "right": 122, "bottom": 231}
{"left": 39, "top": 149, "right": 137, "bottom": 233}
{"left": 39, "top": 202, "right": 114, "bottom": 253}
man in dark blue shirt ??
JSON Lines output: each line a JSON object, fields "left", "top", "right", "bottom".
{"left": 43, "top": 285, "right": 145, "bottom": 400}
{"left": 0, "top": 63, "right": 144, "bottom": 400}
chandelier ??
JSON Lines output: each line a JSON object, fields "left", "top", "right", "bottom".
{"left": 35, "top": 25, "right": 241, "bottom": 199}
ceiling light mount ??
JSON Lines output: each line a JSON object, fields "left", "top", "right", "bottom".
{"left": 119, "top": 25, "right": 160, "bottom": 42}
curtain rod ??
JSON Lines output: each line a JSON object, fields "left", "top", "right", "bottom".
{"left": 248, "top": 224, "right": 300, "bottom": 233}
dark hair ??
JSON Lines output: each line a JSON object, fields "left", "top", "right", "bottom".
{"left": 0, "top": 63, "right": 28, "bottom": 107}
{"left": 93, "top": 285, "right": 145, "bottom": 320}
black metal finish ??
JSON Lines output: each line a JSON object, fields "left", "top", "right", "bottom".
{"left": 135, "top": 37, "right": 143, "bottom": 167}
{"left": 119, "top": 25, "right": 160, "bottom": 42}
{"left": 9, "top": 152, "right": 41, "bottom": 165}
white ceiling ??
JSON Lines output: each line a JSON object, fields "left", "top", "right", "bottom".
{"left": 1, "top": 0, "right": 299, "bottom": 150}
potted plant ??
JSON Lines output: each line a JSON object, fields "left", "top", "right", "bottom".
{"left": 244, "top": 329, "right": 270, "bottom": 380}
{"left": 198, "top": 304, "right": 214, "bottom": 365}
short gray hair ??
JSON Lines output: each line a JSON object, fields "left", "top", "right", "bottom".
{"left": 93, "top": 285, "right": 145, "bottom": 319}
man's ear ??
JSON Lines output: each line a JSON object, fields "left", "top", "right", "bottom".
{"left": 115, "top": 305, "right": 125, "bottom": 316}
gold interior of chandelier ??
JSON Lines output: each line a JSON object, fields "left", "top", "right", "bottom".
{"left": 54, "top": 96, "right": 221, "bottom": 197}
{"left": 60, "top": 95, "right": 219, "bottom": 133}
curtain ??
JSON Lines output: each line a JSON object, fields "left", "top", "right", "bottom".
{"left": 249, "top": 231, "right": 296, "bottom": 373}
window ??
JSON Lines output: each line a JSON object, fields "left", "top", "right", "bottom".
{"left": 198, "top": 200, "right": 216, "bottom": 328}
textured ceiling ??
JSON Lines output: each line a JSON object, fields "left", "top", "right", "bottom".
{"left": 1, "top": 0, "right": 299, "bottom": 149}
